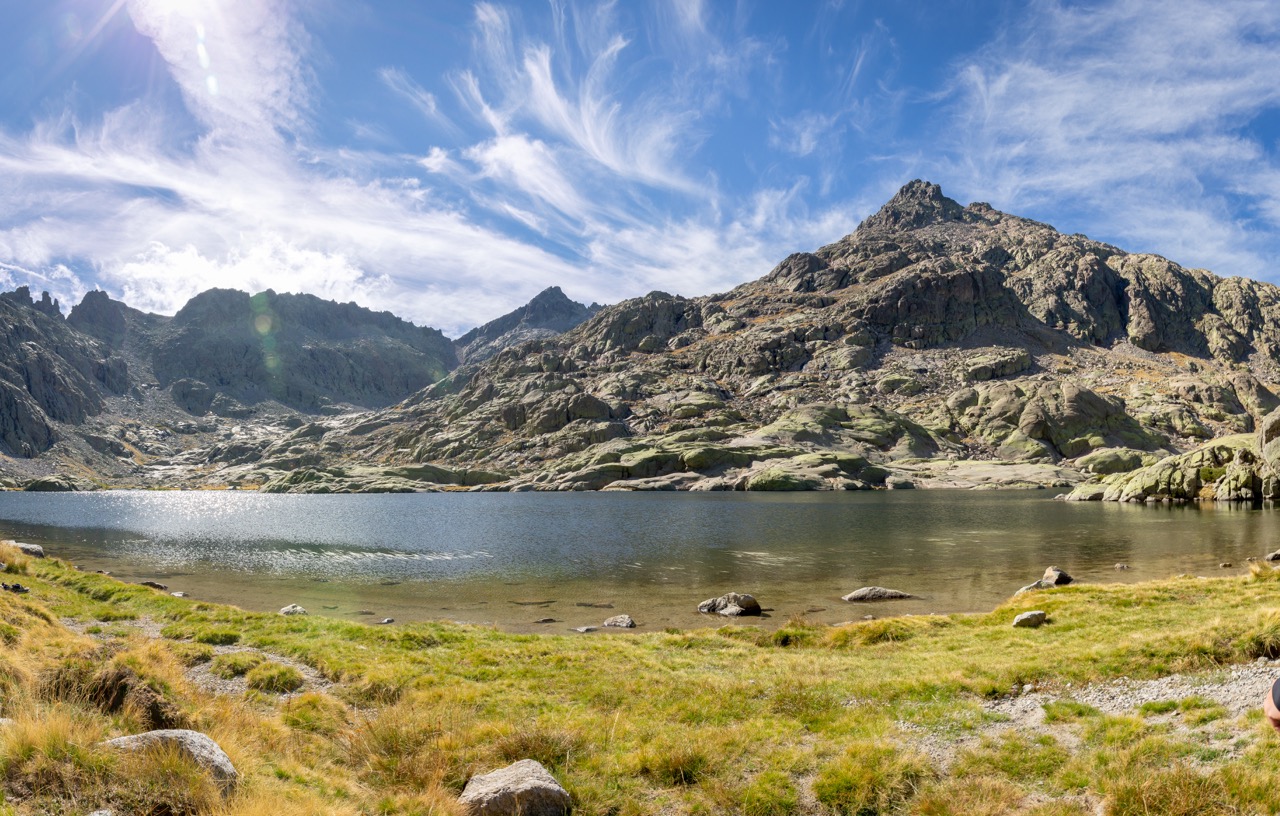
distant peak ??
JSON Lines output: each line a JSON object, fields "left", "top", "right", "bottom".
{"left": 857, "top": 179, "right": 966, "bottom": 233}
{"left": 527, "top": 286, "right": 570, "bottom": 306}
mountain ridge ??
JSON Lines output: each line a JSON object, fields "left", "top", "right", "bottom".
{"left": 7, "top": 180, "right": 1280, "bottom": 495}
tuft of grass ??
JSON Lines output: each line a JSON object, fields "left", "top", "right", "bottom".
{"left": 281, "top": 691, "right": 348, "bottom": 734}
{"left": 492, "top": 724, "right": 583, "bottom": 769}
{"left": 825, "top": 616, "right": 951, "bottom": 647}
{"left": 1106, "top": 765, "right": 1234, "bottom": 816}
{"left": 210, "top": 651, "right": 267, "bottom": 679}
{"left": 0, "top": 543, "right": 32, "bottom": 575}
{"left": 740, "top": 769, "right": 799, "bottom": 816}
{"left": 952, "top": 731, "right": 1069, "bottom": 785}
{"left": 813, "top": 740, "right": 932, "bottom": 814}
{"left": 1042, "top": 700, "right": 1102, "bottom": 723}
{"left": 245, "top": 662, "right": 305, "bottom": 694}
{"left": 168, "top": 640, "right": 215, "bottom": 666}
{"left": 634, "top": 737, "right": 712, "bottom": 786}
{"left": 911, "top": 775, "right": 1025, "bottom": 816}
{"left": 1237, "top": 608, "right": 1280, "bottom": 658}
{"left": 0, "top": 705, "right": 113, "bottom": 799}
{"left": 112, "top": 740, "right": 224, "bottom": 816}
{"left": 769, "top": 682, "right": 840, "bottom": 728}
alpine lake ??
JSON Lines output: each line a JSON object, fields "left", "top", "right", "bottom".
{"left": 0, "top": 489, "right": 1272, "bottom": 632}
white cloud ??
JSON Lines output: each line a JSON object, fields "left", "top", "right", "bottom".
{"left": 379, "top": 66, "right": 459, "bottom": 134}
{"left": 937, "top": 0, "right": 1280, "bottom": 278}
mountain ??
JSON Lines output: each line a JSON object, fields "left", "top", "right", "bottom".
{"left": 234, "top": 180, "right": 1280, "bottom": 493}
{"left": 454, "top": 286, "right": 599, "bottom": 364}
{"left": 10, "top": 180, "right": 1280, "bottom": 495}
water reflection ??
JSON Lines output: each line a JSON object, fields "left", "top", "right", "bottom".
{"left": 0, "top": 490, "right": 1274, "bottom": 630}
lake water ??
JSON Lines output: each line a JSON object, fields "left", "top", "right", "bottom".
{"left": 0, "top": 490, "right": 1273, "bottom": 631}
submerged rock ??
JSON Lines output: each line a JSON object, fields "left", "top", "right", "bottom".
{"left": 842, "top": 586, "right": 914, "bottom": 602}
{"left": 697, "top": 592, "right": 762, "bottom": 616}
{"left": 458, "top": 759, "right": 571, "bottom": 816}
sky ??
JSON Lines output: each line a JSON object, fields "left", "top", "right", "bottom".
{"left": 3, "top": 0, "right": 1280, "bottom": 337}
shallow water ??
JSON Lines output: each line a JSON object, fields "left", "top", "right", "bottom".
{"left": 0, "top": 490, "right": 1271, "bottom": 631}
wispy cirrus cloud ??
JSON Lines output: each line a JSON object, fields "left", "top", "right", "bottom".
{"left": 937, "top": 0, "right": 1280, "bottom": 276}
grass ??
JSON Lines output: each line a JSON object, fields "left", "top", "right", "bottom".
{"left": 3, "top": 554, "right": 1280, "bottom": 813}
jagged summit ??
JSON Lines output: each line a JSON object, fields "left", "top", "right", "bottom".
{"left": 455, "top": 285, "right": 600, "bottom": 364}
{"left": 856, "top": 179, "right": 968, "bottom": 233}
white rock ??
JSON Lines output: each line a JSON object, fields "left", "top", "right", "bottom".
{"left": 279, "top": 604, "right": 308, "bottom": 616}
{"left": 459, "top": 759, "right": 571, "bottom": 816}
{"left": 603, "top": 614, "right": 636, "bottom": 628}
{"left": 1013, "top": 610, "right": 1048, "bottom": 628}
{"left": 11, "top": 542, "right": 43, "bottom": 558}
{"left": 103, "top": 729, "right": 238, "bottom": 794}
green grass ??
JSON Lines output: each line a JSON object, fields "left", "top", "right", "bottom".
{"left": 3, "top": 553, "right": 1280, "bottom": 814}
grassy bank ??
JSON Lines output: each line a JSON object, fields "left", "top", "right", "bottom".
{"left": 3, "top": 543, "right": 1280, "bottom": 814}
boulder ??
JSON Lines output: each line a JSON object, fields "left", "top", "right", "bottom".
{"left": 1015, "top": 580, "right": 1057, "bottom": 595}
{"left": 1266, "top": 551, "right": 1280, "bottom": 563}
{"left": 1013, "top": 611, "right": 1047, "bottom": 628}
{"left": 697, "top": 592, "right": 762, "bottom": 616}
{"left": 1041, "top": 566, "right": 1072, "bottom": 585}
{"left": 280, "top": 604, "right": 308, "bottom": 615}
{"left": 139, "top": 581, "right": 168, "bottom": 590}
{"left": 7, "top": 541, "right": 44, "bottom": 558}
{"left": 1114, "top": 563, "right": 1130, "bottom": 570}
{"left": 842, "top": 586, "right": 914, "bottom": 602}
{"left": 602, "top": 614, "right": 636, "bottom": 628}
{"left": 103, "top": 729, "right": 238, "bottom": 794}
{"left": 459, "top": 759, "right": 571, "bottom": 816}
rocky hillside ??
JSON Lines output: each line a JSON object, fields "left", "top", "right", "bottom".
{"left": 12, "top": 179, "right": 1280, "bottom": 494}
{"left": 210, "top": 180, "right": 1280, "bottom": 494}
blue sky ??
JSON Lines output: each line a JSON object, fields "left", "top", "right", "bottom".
{"left": 2, "top": 0, "right": 1280, "bottom": 336}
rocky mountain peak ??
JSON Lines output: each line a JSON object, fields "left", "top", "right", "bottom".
{"left": 0, "top": 286, "right": 62, "bottom": 319}
{"left": 857, "top": 179, "right": 967, "bottom": 233}
{"left": 455, "top": 286, "right": 600, "bottom": 364}
{"left": 67, "top": 290, "right": 128, "bottom": 347}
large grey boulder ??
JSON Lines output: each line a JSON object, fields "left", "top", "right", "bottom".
{"left": 602, "top": 614, "right": 635, "bottom": 628}
{"left": 459, "top": 759, "right": 571, "bottom": 816}
{"left": 1013, "top": 610, "right": 1047, "bottom": 628}
{"left": 103, "top": 729, "right": 238, "bottom": 794}
{"left": 280, "top": 604, "right": 308, "bottom": 615}
{"left": 842, "top": 586, "right": 913, "bottom": 602}
{"left": 697, "top": 592, "right": 761, "bottom": 616}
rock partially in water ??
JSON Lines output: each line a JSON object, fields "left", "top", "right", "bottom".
{"left": 280, "top": 604, "right": 308, "bottom": 616}
{"left": 602, "top": 614, "right": 635, "bottom": 628}
{"left": 139, "top": 581, "right": 168, "bottom": 591}
{"left": 7, "top": 541, "right": 44, "bottom": 558}
{"left": 1015, "top": 580, "right": 1057, "bottom": 595}
{"left": 697, "top": 592, "right": 762, "bottom": 616}
{"left": 103, "top": 729, "right": 238, "bottom": 795}
{"left": 842, "top": 586, "right": 914, "bottom": 602}
{"left": 1013, "top": 610, "right": 1047, "bottom": 628}
{"left": 1042, "top": 566, "right": 1072, "bottom": 585}
{"left": 1114, "top": 563, "right": 1131, "bottom": 570}
{"left": 458, "top": 759, "right": 571, "bottom": 816}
